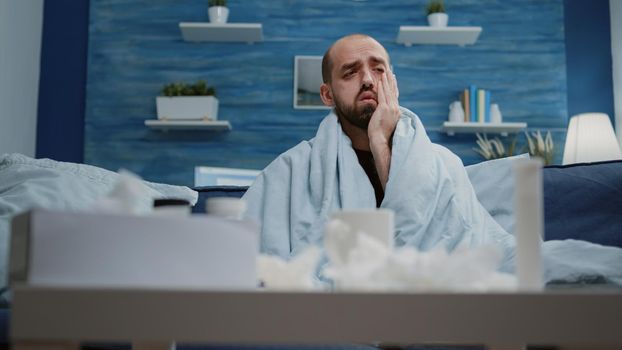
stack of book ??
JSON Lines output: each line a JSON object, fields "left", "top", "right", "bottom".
{"left": 460, "top": 85, "right": 492, "bottom": 123}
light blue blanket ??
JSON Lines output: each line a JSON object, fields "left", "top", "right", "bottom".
{"left": 243, "top": 108, "right": 622, "bottom": 284}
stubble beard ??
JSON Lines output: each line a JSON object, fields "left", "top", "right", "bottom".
{"left": 334, "top": 95, "right": 376, "bottom": 130}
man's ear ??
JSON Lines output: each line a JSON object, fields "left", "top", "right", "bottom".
{"left": 320, "top": 83, "right": 334, "bottom": 107}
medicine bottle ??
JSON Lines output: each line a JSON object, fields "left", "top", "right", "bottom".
{"left": 205, "top": 197, "right": 246, "bottom": 220}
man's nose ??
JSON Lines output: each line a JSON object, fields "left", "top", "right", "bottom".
{"left": 361, "top": 68, "right": 374, "bottom": 87}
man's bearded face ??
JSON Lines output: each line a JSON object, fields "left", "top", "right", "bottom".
{"left": 333, "top": 85, "right": 377, "bottom": 130}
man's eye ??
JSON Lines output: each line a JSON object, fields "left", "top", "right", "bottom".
{"left": 343, "top": 71, "right": 355, "bottom": 78}
{"left": 375, "top": 68, "right": 385, "bottom": 73}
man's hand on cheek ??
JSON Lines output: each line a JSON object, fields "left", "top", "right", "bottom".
{"left": 367, "top": 70, "right": 400, "bottom": 149}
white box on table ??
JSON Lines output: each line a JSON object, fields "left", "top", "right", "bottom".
{"left": 9, "top": 209, "right": 258, "bottom": 289}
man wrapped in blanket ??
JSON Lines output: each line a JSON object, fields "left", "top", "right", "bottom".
{"left": 243, "top": 34, "right": 622, "bottom": 284}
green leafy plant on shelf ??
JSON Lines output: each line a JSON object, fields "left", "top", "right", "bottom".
{"left": 209, "top": 0, "right": 227, "bottom": 7}
{"left": 161, "top": 80, "right": 216, "bottom": 97}
{"left": 426, "top": 0, "right": 445, "bottom": 15}
{"left": 473, "top": 130, "right": 556, "bottom": 165}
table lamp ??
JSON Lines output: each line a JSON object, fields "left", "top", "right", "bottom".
{"left": 562, "top": 113, "right": 622, "bottom": 165}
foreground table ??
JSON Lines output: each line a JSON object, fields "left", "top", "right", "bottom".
{"left": 10, "top": 286, "right": 622, "bottom": 350}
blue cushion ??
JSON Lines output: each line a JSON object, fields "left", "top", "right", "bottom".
{"left": 543, "top": 160, "right": 622, "bottom": 247}
{"left": 0, "top": 309, "right": 7, "bottom": 346}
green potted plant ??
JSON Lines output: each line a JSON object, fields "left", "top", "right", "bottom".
{"left": 426, "top": 0, "right": 448, "bottom": 27}
{"left": 208, "top": 0, "right": 229, "bottom": 24}
{"left": 156, "top": 80, "right": 219, "bottom": 121}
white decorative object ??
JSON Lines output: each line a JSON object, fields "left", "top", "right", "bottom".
{"left": 208, "top": 6, "right": 229, "bottom": 24}
{"left": 490, "top": 103, "right": 503, "bottom": 123}
{"left": 562, "top": 112, "right": 622, "bottom": 165}
{"left": 156, "top": 96, "right": 218, "bottom": 121}
{"left": 512, "top": 158, "right": 544, "bottom": 291}
{"left": 427, "top": 13, "right": 448, "bottom": 27}
{"left": 396, "top": 26, "right": 482, "bottom": 47}
{"left": 179, "top": 22, "right": 263, "bottom": 43}
{"left": 448, "top": 101, "right": 465, "bottom": 122}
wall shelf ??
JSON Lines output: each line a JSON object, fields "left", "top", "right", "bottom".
{"left": 441, "top": 122, "right": 527, "bottom": 136}
{"left": 179, "top": 22, "right": 263, "bottom": 43}
{"left": 145, "top": 119, "right": 232, "bottom": 131}
{"left": 396, "top": 26, "right": 482, "bottom": 46}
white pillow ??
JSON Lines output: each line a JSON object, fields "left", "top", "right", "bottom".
{"left": 465, "top": 154, "right": 530, "bottom": 235}
{"left": 0, "top": 153, "right": 198, "bottom": 289}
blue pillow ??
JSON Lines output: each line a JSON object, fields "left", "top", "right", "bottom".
{"left": 543, "top": 160, "right": 622, "bottom": 247}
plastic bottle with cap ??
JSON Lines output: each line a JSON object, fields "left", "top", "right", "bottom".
{"left": 206, "top": 197, "right": 247, "bottom": 220}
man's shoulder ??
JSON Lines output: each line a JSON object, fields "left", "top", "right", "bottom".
{"left": 280, "top": 139, "right": 314, "bottom": 160}
{"left": 431, "top": 142, "right": 465, "bottom": 167}
{"left": 262, "top": 139, "right": 314, "bottom": 172}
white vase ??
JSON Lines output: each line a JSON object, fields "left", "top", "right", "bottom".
{"left": 490, "top": 104, "right": 503, "bottom": 123}
{"left": 448, "top": 101, "right": 465, "bottom": 122}
{"left": 427, "top": 13, "right": 448, "bottom": 27}
{"left": 208, "top": 6, "right": 229, "bottom": 24}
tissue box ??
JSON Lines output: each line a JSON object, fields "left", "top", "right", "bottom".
{"left": 9, "top": 209, "right": 258, "bottom": 289}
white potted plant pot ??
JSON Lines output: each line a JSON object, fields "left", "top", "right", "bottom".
{"left": 427, "top": 13, "right": 449, "bottom": 27}
{"left": 156, "top": 96, "right": 219, "bottom": 121}
{"left": 209, "top": 6, "right": 229, "bottom": 24}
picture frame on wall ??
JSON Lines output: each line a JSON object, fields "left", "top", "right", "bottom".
{"left": 293, "top": 55, "right": 330, "bottom": 110}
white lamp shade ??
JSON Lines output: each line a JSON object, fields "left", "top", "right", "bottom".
{"left": 563, "top": 113, "right": 622, "bottom": 165}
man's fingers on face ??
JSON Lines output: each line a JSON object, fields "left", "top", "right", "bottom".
{"left": 376, "top": 73, "right": 385, "bottom": 104}
{"left": 382, "top": 72, "right": 393, "bottom": 105}
{"left": 385, "top": 69, "right": 397, "bottom": 99}
{"left": 388, "top": 70, "right": 397, "bottom": 96}
{"left": 393, "top": 74, "right": 399, "bottom": 99}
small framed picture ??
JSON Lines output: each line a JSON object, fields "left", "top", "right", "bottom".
{"left": 293, "top": 55, "right": 330, "bottom": 110}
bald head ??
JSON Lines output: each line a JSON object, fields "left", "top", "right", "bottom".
{"left": 321, "top": 34, "right": 390, "bottom": 84}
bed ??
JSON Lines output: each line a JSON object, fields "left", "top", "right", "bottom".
{"left": 1, "top": 154, "right": 621, "bottom": 349}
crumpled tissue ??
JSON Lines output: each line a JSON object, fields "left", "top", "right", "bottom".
{"left": 323, "top": 218, "right": 517, "bottom": 292}
{"left": 89, "top": 170, "right": 155, "bottom": 215}
{"left": 257, "top": 246, "right": 323, "bottom": 291}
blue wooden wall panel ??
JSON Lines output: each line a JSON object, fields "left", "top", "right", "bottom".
{"left": 85, "top": 0, "right": 568, "bottom": 186}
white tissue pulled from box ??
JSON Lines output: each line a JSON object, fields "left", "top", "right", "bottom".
{"left": 321, "top": 218, "right": 517, "bottom": 292}
{"left": 257, "top": 246, "right": 323, "bottom": 291}
{"left": 89, "top": 170, "right": 155, "bottom": 215}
